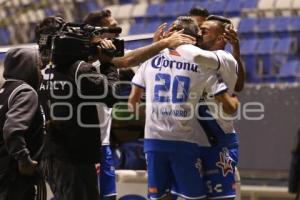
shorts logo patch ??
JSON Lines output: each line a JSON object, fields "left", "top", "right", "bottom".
{"left": 195, "top": 158, "right": 204, "bottom": 177}
{"left": 148, "top": 187, "right": 158, "bottom": 193}
{"left": 216, "top": 148, "right": 234, "bottom": 177}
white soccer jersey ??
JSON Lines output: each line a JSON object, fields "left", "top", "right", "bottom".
{"left": 176, "top": 44, "right": 239, "bottom": 134}
{"left": 93, "top": 60, "right": 112, "bottom": 145}
{"left": 209, "top": 50, "right": 238, "bottom": 133}
{"left": 132, "top": 48, "right": 227, "bottom": 146}
{"left": 214, "top": 50, "right": 238, "bottom": 96}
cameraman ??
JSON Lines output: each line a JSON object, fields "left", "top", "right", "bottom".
{"left": 84, "top": 10, "right": 196, "bottom": 200}
{"left": 84, "top": 11, "right": 120, "bottom": 200}
{"left": 36, "top": 16, "right": 121, "bottom": 200}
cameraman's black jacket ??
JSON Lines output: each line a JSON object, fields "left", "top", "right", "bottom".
{"left": 0, "top": 48, "right": 44, "bottom": 179}
{"left": 39, "top": 61, "right": 119, "bottom": 164}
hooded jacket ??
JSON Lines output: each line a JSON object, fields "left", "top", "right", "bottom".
{"left": 0, "top": 48, "right": 44, "bottom": 173}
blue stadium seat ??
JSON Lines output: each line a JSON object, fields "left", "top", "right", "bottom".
{"left": 193, "top": 1, "right": 209, "bottom": 11}
{"left": 273, "top": 37, "right": 296, "bottom": 54}
{"left": 257, "top": 38, "right": 276, "bottom": 55}
{"left": 0, "top": 28, "right": 10, "bottom": 45}
{"left": 238, "top": 18, "right": 257, "bottom": 38}
{"left": 272, "top": 37, "right": 297, "bottom": 74}
{"left": 256, "top": 18, "right": 273, "bottom": 37}
{"left": 241, "top": 0, "right": 258, "bottom": 9}
{"left": 0, "top": 52, "right": 5, "bottom": 61}
{"left": 278, "top": 60, "right": 300, "bottom": 82}
{"left": 160, "top": 2, "right": 179, "bottom": 17}
{"left": 240, "top": 38, "right": 259, "bottom": 56}
{"left": 240, "top": 38, "right": 260, "bottom": 82}
{"left": 44, "top": 8, "right": 55, "bottom": 16}
{"left": 290, "top": 16, "right": 300, "bottom": 32}
{"left": 257, "top": 38, "right": 277, "bottom": 76}
{"left": 206, "top": 0, "right": 227, "bottom": 15}
{"left": 289, "top": 16, "right": 300, "bottom": 45}
{"left": 86, "top": 1, "right": 101, "bottom": 12}
{"left": 225, "top": 0, "right": 242, "bottom": 17}
{"left": 145, "top": 4, "right": 161, "bottom": 17}
{"left": 144, "top": 19, "right": 162, "bottom": 33}
{"left": 129, "top": 20, "right": 145, "bottom": 35}
{"left": 177, "top": 0, "right": 196, "bottom": 15}
{"left": 273, "top": 17, "right": 291, "bottom": 37}
{"left": 125, "top": 39, "right": 152, "bottom": 50}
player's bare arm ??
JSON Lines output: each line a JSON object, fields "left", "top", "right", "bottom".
{"left": 176, "top": 44, "right": 221, "bottom": 70}
{"left": 112, "top": 30, "right": 196, "bottom": 68}
{"left": 223, "top": 25, "right": 245, "bottom": 92}
{"left": 128, "top": 85, "right": 144, "bottom": 113}
{"left": 215, "top": 92, "right": 239, "bottom": 115}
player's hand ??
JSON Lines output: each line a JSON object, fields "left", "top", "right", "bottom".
{"left": 223, "top": 24, "right": 241, "bottom": 59}
{"left": 95, "top": 163, "right": 100, "bottom": 175}
{"left": 18, "top": 159, "right": 38, "bottom": 176}
{"left": 223, "top": 24, "right": 239, "bottom": 47}
{"left": 164, "top": 29, "right": 196, "bottom": 49}
{"left": 153, "top": 23, "right": 167, "bottom": 42}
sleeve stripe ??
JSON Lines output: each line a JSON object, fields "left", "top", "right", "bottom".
{"left": 8, "top": 84, "right": 36, "bottom": 109}
{"left": 213, "top": 52, "right": 221, "bottom": 71}
{"left": 214, "top": 88, "right": 228, "bottom": 96}
{"left": 132, "top": 82, "right": 146, "bottom": 89}
{"left": 75, "top": 61, "right": 84, "bottom": 86}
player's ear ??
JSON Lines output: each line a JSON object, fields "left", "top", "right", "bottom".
{"left": 217, "top": 34, "right": 226, "bottom": 42}
{"left": 216, "top": 35, "right": 226, "bottom": 45}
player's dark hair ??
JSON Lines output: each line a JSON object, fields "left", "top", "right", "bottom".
{"left": 172, "top": 16, "right": 199, "bottom": 38}
{"left": 188, "top": 7, "right": 210, "bottom": 18}
{"left": 206, "top": 15, "right": 232, "bottom": 32}
{"left": 83, "top": 9, "right": 112, "bottom": 26}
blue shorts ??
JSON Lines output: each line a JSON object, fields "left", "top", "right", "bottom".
{"left": 99, "top": 145, "right": 117, "bottom": 198}
{"left": 145, "top": 141, "right": 207, "bottom": 200}
{"left": 200, "top": 143, "right": 239, "bottom": 199}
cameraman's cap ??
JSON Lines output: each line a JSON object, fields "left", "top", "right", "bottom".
{"left": 35, "top": 16, "right": 66, "bottom": 41}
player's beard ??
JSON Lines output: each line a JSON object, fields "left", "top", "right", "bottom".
{"left": 199, "top": 43, "right": 210, "bottom": 50}
{"left": 198, "top": 39, "right": 215, "bottom": 51}
{"left": 196, "top": 35, "right": 212, "bottom": 50}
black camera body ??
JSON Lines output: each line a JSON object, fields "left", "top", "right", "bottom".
{"left": 102, "top": 38, "right": 124, "bottom": 57}
{"left": 38, "top": 23, "right": 124, "bottom": 67}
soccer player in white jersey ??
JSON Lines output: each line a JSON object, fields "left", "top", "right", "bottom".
{"left": 176, "top": 15, "right": 243, "bottom": 200}
{"left": 128, "top": 16, "right": 239, "bottom": 200}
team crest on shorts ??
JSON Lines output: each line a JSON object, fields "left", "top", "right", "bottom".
{"left": 216, "top": 148, "right": 234, "bottom": 177}
{"left": 195, "top": 158, "right": 204, "bottom": 177}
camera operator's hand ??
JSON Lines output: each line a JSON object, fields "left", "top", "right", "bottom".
{"left": 163, "top": 29, "right": 196, "bottom": 49}
{"left": 99, "top": 38, "right": 116, "bottom": 50}
{"left": 18, "top": 158, "right": 38, "bottom": 176}
{"left": 92, "top": 37, "right": 116, "bottom": 50}
{"left": 91, "top": 37, "right": 116, "bottom": 62}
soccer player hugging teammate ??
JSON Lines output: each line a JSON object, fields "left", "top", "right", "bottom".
{"left": 176, "top": 16, "right": 242, "bottom": 200}
{"left": 129, "top": 16, "right": 239, "bottom": 200}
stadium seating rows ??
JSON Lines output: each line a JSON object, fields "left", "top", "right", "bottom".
{"left": 0, "top": 0, "right": 299, "bottom": 82}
